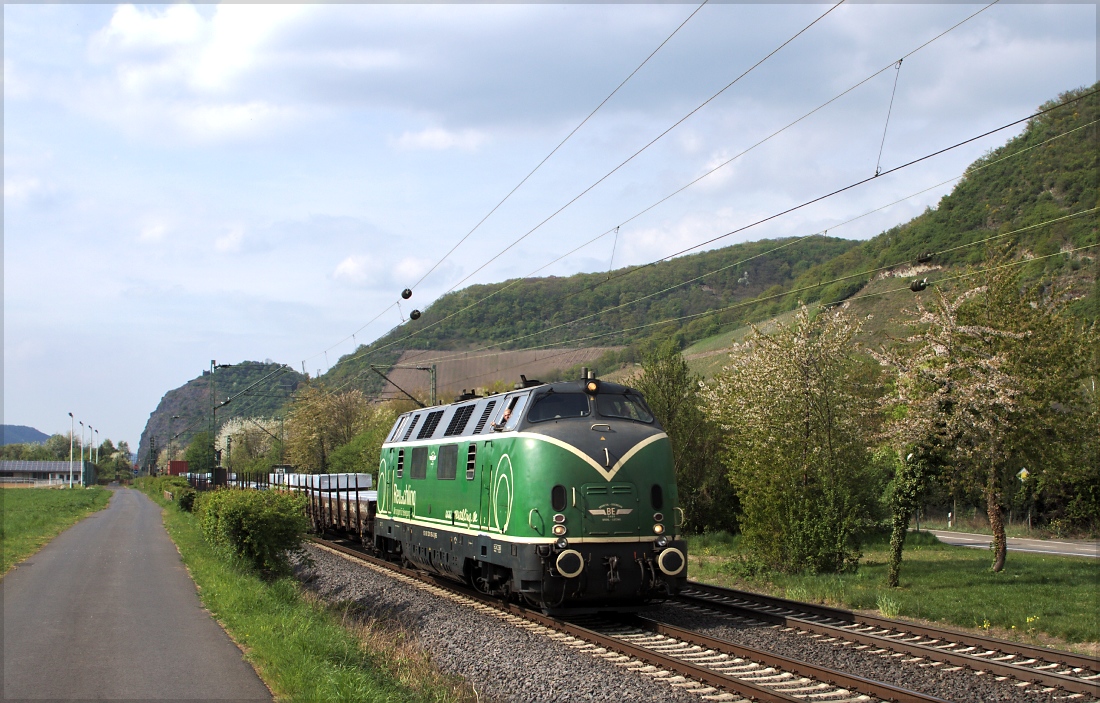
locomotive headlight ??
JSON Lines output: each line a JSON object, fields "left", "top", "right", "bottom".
{"left": 552, "top": 524, "right": 567, "bottom": 536}
{"left": 555, "top": 537, "right": 569, "bottom": 550}
{"left": 656, "top": 535, "right": 669, "bottom": 548}
{"left": 552, "top": 513, "right": 566, "bottom": 524}
{"left": 653, "top": 524, "right": 665, "bottom": 535}
{"left": 585, "top": 380, "right": 600, "bottom": 394}
{"left": 653, "top": 512, "right": 664, "bottom": 522}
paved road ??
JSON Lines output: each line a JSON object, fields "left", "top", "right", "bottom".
{"left": 927, "top": 529, "right": 1100, "bottom": 558}
{"left": 2, "top": 488, "right": 272, "bottom": 700}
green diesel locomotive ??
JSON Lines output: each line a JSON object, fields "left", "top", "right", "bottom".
{"left": 372, "top": 372, "right": 686, "bottom": 612}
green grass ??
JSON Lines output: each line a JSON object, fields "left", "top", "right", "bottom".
{"left": 136, "top": 486, "right": 473, "bottom": 703}
{"left": 686, "top": 531, "right": 1100, "bottom": 648}
{"left": 1, "top": 487, "right": 111, "bottom": 576}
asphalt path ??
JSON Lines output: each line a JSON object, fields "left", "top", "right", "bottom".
{"left": 2, "top": 487, "right": 272, "bottom": 700}
{"left": 927, "top": 529, "right": 1100, "bottom": 558}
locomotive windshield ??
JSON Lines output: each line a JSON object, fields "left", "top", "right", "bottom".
{"left": 596, "top": 393, "right": 654, "bottom": 423}
{"left": 526, "top": 391, "right": 590, "bottom": 422}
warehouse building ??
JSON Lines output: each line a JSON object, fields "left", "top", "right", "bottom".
{"left": 0, "top": 460, "right": 96, "bottom": 487}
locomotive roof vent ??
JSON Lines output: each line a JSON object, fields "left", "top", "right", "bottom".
{"left": 454, "top": 389, "right": 480, "bottom": 402}
{"left": 516, "top": 374, "right": 543, "bottom": 389}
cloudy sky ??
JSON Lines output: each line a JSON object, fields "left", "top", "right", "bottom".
{"left": 4, "top": 2, "right": 1096, "bottom": 447}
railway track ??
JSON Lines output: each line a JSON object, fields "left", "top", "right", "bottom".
{"left": 677, "top": 581, "right": 1100, "bottom": 698}
{"left": 310, "top": 536, "right": 953, "bottom": 703}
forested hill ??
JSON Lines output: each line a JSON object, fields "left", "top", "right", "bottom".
{"left": 328, "top": 82, "right": 1096, "bottom": 385}
{"left": 137, "top": 362, "right": 305, "bottom": 466}
{"left": 1, "top": 425, "right": 49, "bottom": 446}
{"left": 324, "top": 236, "right": 860, "bottom": 393}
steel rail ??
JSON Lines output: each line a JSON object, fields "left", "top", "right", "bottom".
{"left": 679, "top": 583, "right": 1100, "bottom": 696}
{"left": 686, "top": 581, "right": 1099, "bottom": 670}
{"left": 629, "top": 615, "right": 953, "bottom": 703}
{"left": 310, "top": 537, "right": 951, "bottom": 702}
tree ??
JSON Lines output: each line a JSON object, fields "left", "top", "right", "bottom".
{"left": 873, "top": 255, "right": 1093, "bottom": 572}
{"left": 285, "top": 386, "right": 373, "bottom": 472}
{"left": 874, "top": 448, "right": 935, "bottom": 587}
{"left": 328, "top": 404, "right": 401, "bottom": 475}
{"left": 217, "top": 417, "right": 282, "bottom": 474}
{"left": 631, "top": 340, "right": 735, "bottom": 533}
{"left": 702, "top": 306, "right": 882, "bottom": 573}
{"left": 184, "top": 432, "right": 216, "bottom": 474}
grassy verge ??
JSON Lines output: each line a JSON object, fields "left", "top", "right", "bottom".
{"left": 687, "top": 531, "right": 1100, "bottom": 652}
{"left": 136, "top": 484, "right": 475, "bottom": 702}
{"left": 1, "top": 486, "right": 111, "bottom": 576}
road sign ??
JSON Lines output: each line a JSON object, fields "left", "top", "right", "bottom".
{"left": 1016, "top": 468, "right": 1030, "bottom": 481}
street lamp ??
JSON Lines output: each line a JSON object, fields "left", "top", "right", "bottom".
{"left": 94, "top": 428, "right": 100, "bottom": 464}
{"left": 68, "top": 413, "right": 74, "bottom": 488}
{"left": 79, "top": 421, "right": 85, "bottom": 487}
{"left": 86, "top": 425, "right": 93, "bottom": 487}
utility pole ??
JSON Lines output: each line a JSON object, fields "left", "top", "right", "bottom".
{"left": 210, "top": 360, "right": 233, "bottom": 485}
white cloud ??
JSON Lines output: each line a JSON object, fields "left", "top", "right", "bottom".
{"left": 4, "top": 176, "right": 42, "bottom": 203}
{"left": 215, "top": 226, "right": 245, "bottom": 253}
{"left": 392, "top": 127, "right": 488, "bottom": 152}
{"left": 333, "top": 254, "right": 439, "bottom": 289}
{"left": 91, "top": 4, "right": 206, "bottom": 55}
{"left": 139, "top": 223, "right": 167, "bottom": 243}
{"left": 333, "top": 254, "right": 372, "bottom": 284}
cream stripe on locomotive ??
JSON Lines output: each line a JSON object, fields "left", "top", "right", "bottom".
{"left": 382, "top": 430, "right": 669, "bottom": 483}
{"left": 380, "top": 514, "right": 666, "bottom": 544}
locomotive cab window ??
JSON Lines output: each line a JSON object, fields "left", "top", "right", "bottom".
{"left": 527, "top": 391, "right": 590, "bottom": 423}
{"left": 410, "top": 447, "right": 428, "bottom": 479}
{"left": 492, "top": 393, "right": 528, "bottom": 432}
{"left": 437, "top": 444, "right": 458, "bottom": 480}
{"left": 596, "top": 393, "right": 654, "bottom": 423}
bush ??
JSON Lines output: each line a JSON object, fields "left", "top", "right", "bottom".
{"left": 175, "top": 487, "right": 196, "bottom": 512}
{"left": 195, "top": 489, "right": 309, "bottom": 575}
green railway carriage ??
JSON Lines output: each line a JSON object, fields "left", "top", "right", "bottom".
{"left": 373, "top": 374, "right": 687, "bottom": 611}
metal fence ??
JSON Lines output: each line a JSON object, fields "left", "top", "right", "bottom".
{"left": 0, "top": 477, "right": 73, "bottom": 488}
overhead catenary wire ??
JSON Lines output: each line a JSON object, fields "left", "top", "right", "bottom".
{"left": 297, "top": 0, "right": 994, "bottom": 374}
{"left": 395, "top": 207, "right": 1099, "bottom": 372}
{"left": 584, "top": 83, "right": 1100, "bottom": 294}
{"left": 378, "top": 0, "right": 1004, "bottom": 346}
{"left": 438, "top": 2, "right": 847, "bottom": 300}
{"left": 407, "top": 0, "right": 711, "bottom": 294}
{"left": 446, "top": 240, "right": 1100, "bottom": 377}
{"left": 876, "top": 59, "right": 904, "bottom": 177}
{"left": 327, "top": 87, "right": 1097, "bottom": 374}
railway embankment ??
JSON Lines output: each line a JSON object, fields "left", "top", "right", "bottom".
{"left": 299, "top": 541, "right": 700, "bottom": 703}
{"left": 134, "top": 478, "right": 479, "bottom": 703}
{"left": 686, "top": 530, "right": 1100, "bottom": 656}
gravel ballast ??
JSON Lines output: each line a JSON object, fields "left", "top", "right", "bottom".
{"left": 297, "top": 544, "right": 1095, "bottom": 703}
{"left": 296, "top": 544, "right": 698, "bottom": 703}
{"left": 650, "top": 600, "right": 1096, "bottom": 703}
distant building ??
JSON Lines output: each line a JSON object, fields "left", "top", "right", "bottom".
{"left": 0, "top": 460, "right": 96, "bottom": 487}
{"left": 167, "top": 460, "right": 189, "bottom": 476}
